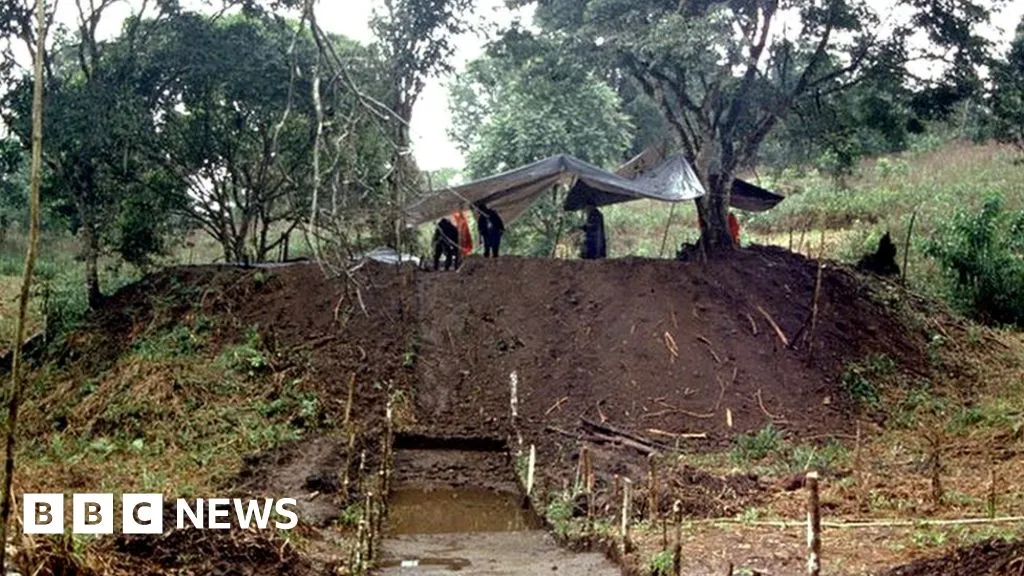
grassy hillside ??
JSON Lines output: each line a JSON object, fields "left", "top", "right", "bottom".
{"left": 599, "top": 141, "right": 1024, "bottom": 300}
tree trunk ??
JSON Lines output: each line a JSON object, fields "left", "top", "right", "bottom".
{"left": 81, "top": 220, "right": 102, "bottom": 308}
{"left": 697, "top": 174, "right": 735, "bottom": 255}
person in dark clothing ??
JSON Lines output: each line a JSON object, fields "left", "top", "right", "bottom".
{"left": 432, "top": 217, "right": 460, "bottom": 270}
{"left": 474, "top": 202, "right": 505, "bottom": 257}
{"left": 856, "top": 232, "right": 900, "bottom": 276}
{"left": 580, "top": 203, "right": 607, "bottom": 259}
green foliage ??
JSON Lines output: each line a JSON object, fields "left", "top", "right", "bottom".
{"left": 926, "top": 195, "right": 1024, "bottom": 326}
{"left": 545, "top": 496, "right": 573, "bottom": 524}
{"left": 648, "top": 550, "right": 673, "bottom": 575}
{"left": 839, "top": 354, "right": 896, "bottom": 409}
{"left": 218, "top": 327, "right": 270, "bottom": 377}
{"left": 730, "top": 424, "right": 783, "bottom": 463}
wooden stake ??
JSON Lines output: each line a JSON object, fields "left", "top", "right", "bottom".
{"left": 988, "top": 468, "right": 996, "bottom": 519}
{"left": 363, "top": 491, "right": 374, "bottom": 565}
{"left": 803, "top": 262, "right": 824, "bottom": 354}
{"left": 584, "top": 445, "right": 594, "bottom": 518}
{"left": 341, "top": 374, "right": 357, "bottom": 497}
{"left": 622, "top": 477, "right": 633, "bottom": 555}
{"left": 659, "top": 203, "right": 677, "bottom": 258}
{"left": 854, "top": 421, "right": 864, "bottom": 511}
{"left": 648, "top": 453, "right": 659, "bottom": 521}
{"left": 806, "top": 471, "right": 821, "bottom": 576}
{"left": 672, "top": 500, "right": 683, "bottom": 576}
{"left": 901, "top": 209, "right": 918, "bottom": 283}
{"left": 526, "top": 444, "right": 536, "bottom": 496}
{"left": 929, "top": 432, "right": 943, "bottom": 507}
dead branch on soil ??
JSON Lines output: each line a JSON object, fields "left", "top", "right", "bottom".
{"left": 755, "top": 388, "right": 784, "bottom": 421}
{"left": 545, "top": 396, "right": 569, "bottom": 416}
{"left": 663, "top": 331, "right": 680, "bottom": 362}
{"left": 756, "top": 305, "right": 789, "bottom": 347}
{"left": 696, "top": 335, "right": 723, "bottom": 364}
{"left": 646, "top": 429, "right": 707, "bottom": 440}
{"left": 655, "top": 399, "right": 716, "bottom": 419}
{"left": 582, "top": 417, "right": 667, "bottom": 451}
{"left": 746, "top": 313, "right": 759, "bottom": 335}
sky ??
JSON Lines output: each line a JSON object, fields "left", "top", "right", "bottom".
{"left": 18, "top": 0, "right": 1024, "bottom": 172}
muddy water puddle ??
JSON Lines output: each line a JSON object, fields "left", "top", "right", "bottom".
{"left": 387, "top": 487, "right": 542, "bottom": 535}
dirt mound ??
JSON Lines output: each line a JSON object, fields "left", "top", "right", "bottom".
{"left": 410, "top": 248, "right": 928, "bottom": 506}
{"left": 881, "top": 539, "right": 1024, "bottom": 575}
{"left": 113, "top": 523, "right": 312, "bottom": 576}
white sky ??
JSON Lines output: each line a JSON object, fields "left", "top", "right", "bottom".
{"left": 16, "top": 0, "right": 1024, "bottom": 171}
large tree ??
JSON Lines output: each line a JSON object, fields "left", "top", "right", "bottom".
{"left": 145, "top": 13, "right": 322, "bottom": 263}
{"left": 2, "top": 0, "right": 184, "bottom": 306}
{"left": 517, "top": 0, "right": 998, "bottom": 253}
{"left": 990, "top": 17, "right": 1024, "bottom": 154}
{"left": 370, "top": 0, "right": 474, "bottom": 249}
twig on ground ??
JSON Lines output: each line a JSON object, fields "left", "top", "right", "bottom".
{"left": 746, "top": 313, "right": 758, "bottom": 335}
{"left": 756, "top": 305, "right": 789, "bottom": 347}
{"left": 545, "top": 396, "right": 569, "bottom": 416}
{"left": 696, "top": 335, "right": 722, "bottom": 364}
{"left": 647, "top": 428, "right": 707, "bottom": 439}
{"left": 756, "top": 388, "right": 783, "bottom": 421}
{"left": 663, "top": 331, "right": 680, "bottom": 362}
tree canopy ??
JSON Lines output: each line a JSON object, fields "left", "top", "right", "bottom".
{"left": 449, "top": 33, "right": 633, "bottom": 255}
{"left": 511, "top": 0, "right": 1000, "bottom": 251}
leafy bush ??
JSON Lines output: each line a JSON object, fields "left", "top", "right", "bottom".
{"left": 926, "top": 195, "right": 1024, "bottom": 326}
{"left": 730, "top": 424, "right": 783, "bottom": 463}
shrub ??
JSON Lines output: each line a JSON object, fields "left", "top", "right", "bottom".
{"left": 925, "top": 195, "right": 1024, "bottom": 326}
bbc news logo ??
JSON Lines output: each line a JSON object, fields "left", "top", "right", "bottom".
{"left": 23, "top": 494, "right": 299, "bottom": 535}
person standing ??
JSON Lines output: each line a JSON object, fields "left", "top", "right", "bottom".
{"left": 581, "top": 202, "right": 607, "bottom": 259}
{"left": 451, "top": 210, "right": 473, "bottom": 257}
{"left": 475, "top": 202, "right": 505, "bottom": 257}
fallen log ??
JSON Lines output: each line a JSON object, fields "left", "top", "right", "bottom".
{"left": 581, "top": 417, "right": 668, "bottom": 451}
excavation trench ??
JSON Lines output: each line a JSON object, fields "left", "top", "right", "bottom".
{"left": 377, "top": 436, "right": 617, "bottom": 575}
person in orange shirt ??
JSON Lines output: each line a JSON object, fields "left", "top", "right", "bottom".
{"left": 451, "top": 210, "right": 473, "bottom": 257}
{"left": 696, "top": 211, "right": 741, "bottom": 247}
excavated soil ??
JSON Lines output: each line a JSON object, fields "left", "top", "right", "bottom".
{"left": 881, "top": 539, "right": 1024, "bottom": 575}
{"left": 412, "top": 248, "right": 928, "bottom": 514}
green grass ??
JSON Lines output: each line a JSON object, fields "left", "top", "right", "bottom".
{"left": 599, "top": 141, "right": 1024, "bottom": 304}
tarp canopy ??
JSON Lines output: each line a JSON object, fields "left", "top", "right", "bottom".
{"left": 405, "top": 153, "right": 706, "bottom": 227}
{"left": 615, "top": 145, "right": 786, "bottom": 213}
{"left": 729, "top": 178, "right": 785, "bottom": 212}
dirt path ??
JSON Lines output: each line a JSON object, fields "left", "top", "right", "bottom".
{"left": 377, "top": 531, "right": 621, "bottom": 575}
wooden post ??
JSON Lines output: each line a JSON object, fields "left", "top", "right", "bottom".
{"left": 526, "top": 444, "right": 536, "bottom": 496}
{"left": 854, "top": 420, "right": 864, "bottom": 511}
{"left": 672, "top": 500, "right": 683, "bottom": 576}
{"left": 806, "top": 471, "right": 821, "bottom": 576}
{"left": 583, "top": 445, "right": 594, "bottom": 518}
{"left": 341, "top": 374, "right": 357, "bottom": 497}
{"left": 988, "top": 468, "right": 997, "bottom": 518}
{"left": 364, "top": 491, "right": 374, "bottom": 563}
{"left": 659, "top": 203, "right": 677, "bottom": 258}
{"left": 901, "top": 209, "right": 917, "bottom": 283}
{"left": 648, "top": 453, "right": 659, "bottom": 521}
{"left": 621, "top": 477, "right": 633, "bottom": 555}
{"left": 929, "top": 432, "right": 943, "bottom": 507}
{"left": 803, "top": 262, "right": 824, "bottom": 355}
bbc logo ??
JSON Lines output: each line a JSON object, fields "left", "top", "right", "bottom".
{"left": 23, "top": 494, "right": 299, "bottom": 534}
{"left": 24, "top": 494, "right": 162, "bottom": 535}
